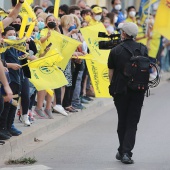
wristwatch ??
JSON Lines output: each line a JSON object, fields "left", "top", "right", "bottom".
{"left": 19, "top": 0, "right": 24, "bottom": 3}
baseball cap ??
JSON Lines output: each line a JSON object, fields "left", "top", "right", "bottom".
{"left": 92, "top": 7, "right": 102, "bottom": 14}
{"left": 118, "top": 22, "right": 138, "bottom": 37}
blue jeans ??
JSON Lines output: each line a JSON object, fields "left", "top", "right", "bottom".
{"left": 72, "top": 71, "right": 83, "bottom": 106}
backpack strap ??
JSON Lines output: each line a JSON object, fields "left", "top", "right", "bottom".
{"left": 121, "top": 42, "right": 145, "bottom": 57}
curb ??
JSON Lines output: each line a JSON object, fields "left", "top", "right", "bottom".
{"left": 0, "top": 98, "right": 114, "bottom": 164}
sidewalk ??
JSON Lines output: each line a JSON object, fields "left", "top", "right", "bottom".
{"left": 0, "top": 98, "right": 114, "bottom": 165}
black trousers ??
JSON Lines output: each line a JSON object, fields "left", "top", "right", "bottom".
{"left": 62, "top": 86, "right": 72, "bottom": 108}
{"left": 21, "top": 78, "right": 30, "bottom": 115}
{"left": 114, "top": 89, "right": 145, "bottom": 157}
{"left": 0, "top": 82, "right": 19, "bottom": 130}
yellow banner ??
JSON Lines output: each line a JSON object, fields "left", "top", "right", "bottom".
{"left": 154, "top": 0, "right": 170, "bottom": 39}
{"left": 86, "top": 59, "right": 111, "bottom": 98}
{"left": 80, "top": 23, "right": 110, "bottom": 64}
{"left": 80, "top": 23, "right": 111, "bottom": 98}
{"left": 40, "top": 29, "right": 81, "bottom": 70}
{"left": 28, "top": 51, "right": 68, "bottom": 91}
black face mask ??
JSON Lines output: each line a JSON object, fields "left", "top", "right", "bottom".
{"left": 59, "top": 14, "right": 64, "bottom": 18}
{"left": 47, "top": 22, "right": 56, "bottom": 29}
{"left": 11, "top": 24, "right": 21, "bottom": 32}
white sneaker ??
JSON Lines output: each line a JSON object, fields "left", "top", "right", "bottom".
{"left": 53, "top": 105, "right": 68, "bottom": 116}
{"left": 23, "top": 114, "right": 31, "bottom": 126}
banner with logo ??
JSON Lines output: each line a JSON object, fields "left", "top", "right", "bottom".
{"left": 86, "top": 59, "right": 111, "bottom": 98}
{"left": 80, "top": 23, "right": 111, "bottom": 98}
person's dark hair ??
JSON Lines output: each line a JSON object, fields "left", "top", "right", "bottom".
{"left": 102, "top": 7, "right": 108, "bottom": 10}
{"left": 127, "top": 6, "right": 136, "bottom": 12}
{"left": 106, "top": 12, "right": 115, "bottom": 25}
{"left": 16, "top": 15, "right": 22, "bottom": 22}
{"left": 81, "top": 9, "right": 92, "bottom": 16}
{"left": 91, "top": 5, "right": 98, "bottom": 9}
{"left": 34, "top": 6, "right": 43, "bottom": 13}
{"left": 111, "top": 0, "right": 115, "bottom": 5}
{"left": 2, "top": 26, "right": 16, "bottom": 36}
{"left": 68, "top": 5, "right": 80, "bottom": 14}
{"left": 45, "top": 6, "right": 54, "bottom": 13}
{"left": 59, "top": 4, "right": 69, "bottom": 14}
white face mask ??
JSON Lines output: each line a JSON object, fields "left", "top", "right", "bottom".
{"left": 94, "top": 15, "right": 102, "bottom": 21}
{"left": 129, "top": 11, "right": 136, "bottom": 18}
{"left": 8, "top": 36, "right": 16, "bottom": 40}
{"left": 114, "top": 4, "right": 121, "bottom": 11}
{"left": 114, "top": 16, "right": 118, "bottom": 23}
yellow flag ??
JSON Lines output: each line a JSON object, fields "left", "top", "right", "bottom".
{"left": 0, "top": 21, "right": 4, "bottom": 33}
{"left": 19, "top": 15, "right": 28, "bottom": 39}
{"left": 1, "top": 38, "right": 28, "bottom": 54}
{"left": 80, "top": 23, "right": 110, "bottom": 64}
{"left": 28, "top": 52, "right": 68, "bottom": 91}
{"left": 54, "top": 0, "right": 60, "bottom": 18}
{"left": 80, "top": 23, "right": 112, "bottom": 97}
{"left": 19, "top": 0, "right": 36, "bottom": 20}
{"left": 148, "top": 30, "right": 161, "bottom": 58}
{"left": 40, "top": 29, "right": 81, "bottom": 70}
{"left": 154, "top": 0, "right": 170, "bottom": 39}
{"left": 25, "top": 22, "right": 36, "bottom": 38}
{"left": 86, "top": 59, "right": 111, "bottom": 98}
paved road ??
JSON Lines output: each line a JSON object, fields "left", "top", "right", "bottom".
{"left": 1, "top": 81, "right": 170, "bottom": 170}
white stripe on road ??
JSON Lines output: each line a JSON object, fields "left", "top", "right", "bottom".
{"left": 0, "top": 165, "right": 52, "bottom": 170}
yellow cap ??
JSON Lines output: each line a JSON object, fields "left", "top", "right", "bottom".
{"left": 92, "top": 7, "right": 102, "bottom": 14}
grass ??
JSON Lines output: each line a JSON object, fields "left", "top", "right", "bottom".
{"left": 6, "top": 157, "right": 37, "bottom": 165}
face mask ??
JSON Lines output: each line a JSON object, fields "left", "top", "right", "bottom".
{"left": 129, "top": 11, "right": 136, "bottom": 18}
{"left": 84, "top": 15, "right": 92, "bottom": 22}
{"left": 42, "top": 7, "right": 46, "bottom": 12}
{"left": 114, "top": 16, "right": 118, "bottom": 23}
{"left": 68, "top": 24, "right": 77, "bottom": 32}
{"left": 38, "top": 21, "right": 45, "bottom": 30}
{"left": 47, "top": 22, "right": 56, "bottom": 29}
{"left": 59, "top": 14, "right": 64, "bottom": 18}
{"left": 114, "top": 4, "right": 121, "bottom": 11}
{"left": 34, "top": 32, "right": 40, "bottom": 39}
{"left": 94, "top": 15, "right": 102, "bottom": 21}
{"left": 8, "top": 36, "right": 16, "bottom": 40}
{"left": 11, "top": 24, "right": 21, "bottom": 32}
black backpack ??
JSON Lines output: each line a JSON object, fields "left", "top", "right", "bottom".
{"left": 121, "top": 43, "right": 160, "bottom": 94}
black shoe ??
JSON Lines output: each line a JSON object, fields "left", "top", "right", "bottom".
{"left": 0, "top": 131, "right": 10, "bottom": 140}
{"left": 116, "top": 152, "right": 122, "bottom": 161}
{"left": 1, "top": 129, "right": 12, "bottom": 137}
{"left": 121, "top": 153, "right": 134, "bottom": 164}
{"left": 8, "top": 129, "right": 21, "bottom": 136}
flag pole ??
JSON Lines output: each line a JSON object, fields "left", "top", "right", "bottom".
{"left": 145, "top": 0, "right": 152, "bottom": 35}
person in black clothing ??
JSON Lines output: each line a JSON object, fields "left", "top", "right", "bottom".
{"left": 108, "top": 22, "right": 148, "bottom": 164}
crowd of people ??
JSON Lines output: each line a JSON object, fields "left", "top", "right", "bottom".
{"left": 0, "top": 0, "right": 168, "bottom": 143}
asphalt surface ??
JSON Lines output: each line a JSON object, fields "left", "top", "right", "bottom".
{"left": 1, "top": 80, "right": 170, "bottom": 170}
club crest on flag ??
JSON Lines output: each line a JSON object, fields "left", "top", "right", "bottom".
{"left": 39, "top": 62, "right": 55, "bottom": 74}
